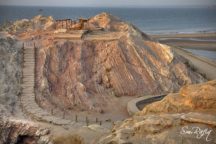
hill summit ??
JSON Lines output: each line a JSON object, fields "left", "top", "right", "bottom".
{"left": 26, "top": 13, "right": 205, "bottom": 112}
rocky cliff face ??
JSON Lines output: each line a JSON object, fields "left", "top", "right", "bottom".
{"left": 98, "top": 80, "right": 216, "bottom": 144}
{"left": 35, "top": 13, "right": 205, "bottom": 112}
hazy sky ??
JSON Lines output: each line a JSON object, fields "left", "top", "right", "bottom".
{"left": 0, "top": 0, "right": 215, "bottom": 7}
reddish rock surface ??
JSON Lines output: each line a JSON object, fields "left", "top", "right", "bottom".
{"left": 34, "top": 13, "right": 205, "bottom": 112}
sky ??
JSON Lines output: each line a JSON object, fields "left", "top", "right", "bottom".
{"left": 0, "top": 0, "right": 215, "bottom": 7}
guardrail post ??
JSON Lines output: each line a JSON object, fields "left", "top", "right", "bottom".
{"left": 63, "top": 109, "right": 65, "bottom": 119}
{"left": 86, "top": 116, "right": 89, "bottom": 126}
{"left": 75, "top": 114, "right": 78, "bottom": 122}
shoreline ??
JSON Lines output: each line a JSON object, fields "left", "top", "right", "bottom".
{"left": 150, "top": 32, "right": 216, "bottom": 51}
{"left": 149, "top": 31, "right": 216, "bottom": 80}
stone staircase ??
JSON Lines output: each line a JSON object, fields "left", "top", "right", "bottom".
{"left": 20, "top": 42, "right": 75, "bottom": 125}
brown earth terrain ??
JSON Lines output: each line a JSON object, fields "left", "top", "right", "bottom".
{"left": 33, "top": 13, "right": 205, "bottom": 115}
{"left": 0, "top": 13, "right": 214, "bottom": 144}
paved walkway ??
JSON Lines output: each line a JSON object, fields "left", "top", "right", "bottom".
{"left": 53, "top": 30, "right": 123, "bottom": 41}
{"left": 20, "top": 42, "right": 74, "bottom": 125}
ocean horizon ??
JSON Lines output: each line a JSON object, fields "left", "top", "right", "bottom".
{"left": 0, "top": 6, "right": 216, "bottom": 34}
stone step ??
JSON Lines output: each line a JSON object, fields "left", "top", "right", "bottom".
{"left": 23, "top": 76, "right": 35, "bottom": 78}
{"left": 23, "top": 69, "right": 34, "bottom": 72}
{"left": 22, "top": 77, "right": 34, "bottom": 79}
{"left": 22, "top": 86, "right": 34, "bottom": 88}
{"left": 23, "top": 63, "right": 35, "bottom": 65}
{"left": 22, "top": 87, "right": 34, "bottom": 90}
{"left": 24, "top": 52, "right": 34, "bottom": 54}
{"left": 23, "top": 75, "right": 34, "bottom": 77}
{"left": 21, "top": 85, "right": 32, "bottom": 89}
{"left": 23, "top": 62, "right": 35, "bottom": 64}
{"left": 23, "top": 72, "right": 34, "bottom": 75}
{"left": 24, "top": 59, "right": 34, "bottom": 60}
{"left": 23, "top": 65, "right": 35, "bottom": 67}
{"left": 24, "top": 54, "right": 34, "bottom": 55}
{"left": 23, "top": 61, "right": 35, "bottom": 63}
{"left": 24, "top": 47, "right": 34, "bottom": 49}
{"left": 24, "top": 56, "right": 34, "bottom": 58}
{"left": 24, "top": 50, "right": 34, "bottom": 52}
{"left": 22, "top": 82, "right": 34, "bottom": 85}
{"left": 24, "top": 53, "right": 34, "bottom": 55}
{"left": 24, "top": 55, "right": 34, "bottom": 56}
{"left": 24, "top": 61, "right": 35, "bottom": 62}
{"left": 22, "top": 78, "right": 35, "bottom": 80}
{"left": 22, "top": 83, "right": 34, "bottom": 86}
{"left": 24, "top": 53, "right": 34, "bottom": 54}
{"left": 22, "top": 81, "right": 35, "bottom": 83}
{"left": 22, "top": 91, "right": 34, "bottom": 94}
{"left": 24, "top": 57, "right": 34, "bottom": 59}
{"left": 23, "top": 64, "right": 35, "bottom": 65}
{"left": 23, "top": 66, "right": 35, "bottom": 68}
{"left": 22, "top": 84, "right": 34, "bottom": 86}
{"left": 22, "top": 82, "right": 34, "bottom": 84}
{"left": 24, "top": 57, "right": 34, "bottom": 58}
{"left": 23, "top": 75, "right": 35, "bottom": 77}
{"left": 23, "top": 64, "right": 35, "bottom": 66}
{"left": 23, "top": 67, "right": 34, "bottom": 68}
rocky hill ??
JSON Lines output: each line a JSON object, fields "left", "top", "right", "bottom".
{"left": 0, "top": 13, "right": 211, "bottom": 144}
{"left": 98, "top": 80, "right": 216, "bottom": 144}
{"left": 35, "top": 13, "right": 205, "bottom": 112}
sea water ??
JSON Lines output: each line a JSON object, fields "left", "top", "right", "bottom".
{"left": 0, "top": 6, "right": 216, "bottom": 34}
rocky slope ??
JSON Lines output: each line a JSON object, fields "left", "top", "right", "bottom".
{"left": 0, "top": 15, "right": 54, "bottom": 34}
{"left": 0, "top": 13, "right": 210, "bottom": 144}
{"left": 35, "top": 13, "right": 205, "bottom": 112}
{"left": 98, "top": 80, "right": 216, "bottom": 144}
{"left": 0, "top": 32, "right": 22, "bottom": 117}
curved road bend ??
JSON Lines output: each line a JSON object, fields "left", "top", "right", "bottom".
{"left": 127, "top": 95, "right": 166, "bottom": 116}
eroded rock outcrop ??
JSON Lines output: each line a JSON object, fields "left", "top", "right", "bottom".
{"left": 35, "top": 13, "right": 205, "bottom": 112}
{"left": 98, "top": 80, "right": 216, "bottom": 144}
{"left": 139, "top": 80, "right": 216, "bottom": 115}
{"left": 0, "top": 117, "right": 50, "bottom": 144}
{"left": 0, "top": 15, "right": 54, "bottom": 33}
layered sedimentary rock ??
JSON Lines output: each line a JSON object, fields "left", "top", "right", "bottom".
{"left": 98, "top": 80, "right": 216, "bottom": 144}
{"left": 35, "top": 13, "right": 205, "bottom": 112}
